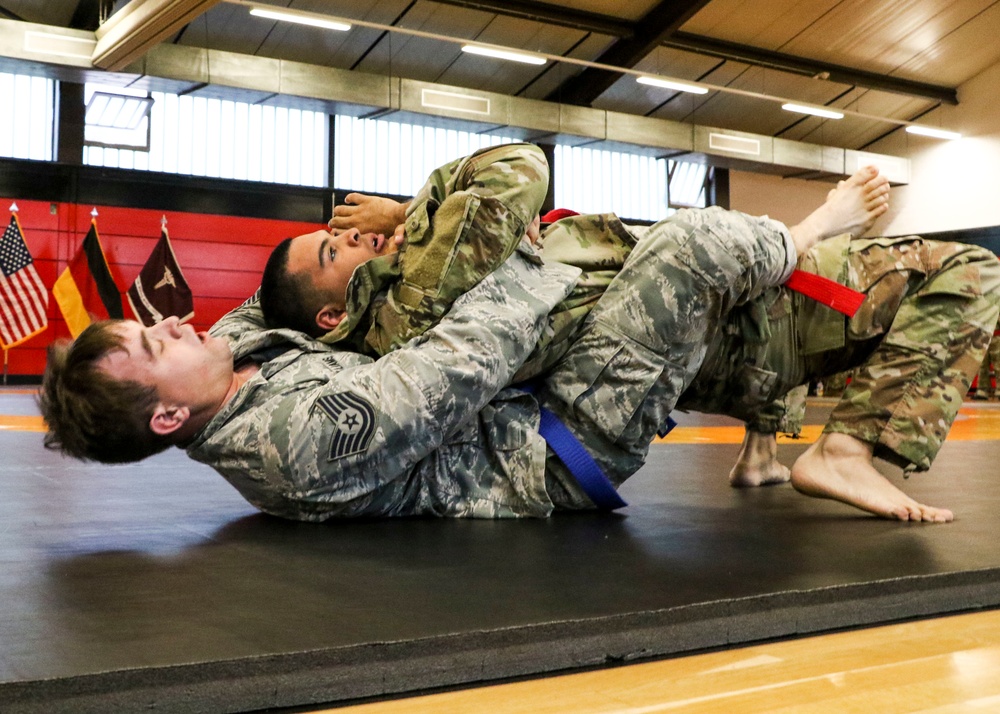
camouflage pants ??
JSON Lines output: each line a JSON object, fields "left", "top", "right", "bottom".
{"left": 539, "top": 206, "right": 796, "bottom": 489}
{"left": 681, "top": 235, "right": 1000, "bottom": 471}
{"left": 975, "top": 332, "right": 1000, "bottom": 397}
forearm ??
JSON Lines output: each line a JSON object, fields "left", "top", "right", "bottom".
{"left": 371, "top": 144, "right": 552, "bottom": 353}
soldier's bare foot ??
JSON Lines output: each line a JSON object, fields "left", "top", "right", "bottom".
{"left": 790, "top": 433, "right": 953, "bottom": 522}
{"left": 788, "top": 166, "right": 890, "bottom": 255}
{"left": 729, "top": 429, "right": 791, "bottom": 487}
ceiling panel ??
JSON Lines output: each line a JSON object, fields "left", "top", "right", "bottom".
{"left": 680, "top": 0, "right": 842, "bottom": 47}
{"left": 0, "top": 0, "right": 986, "bottom": 156}
{"left": 0, "top": 0, "right": 77, "bottom": 25}
{"left": 891, "top": 1, "right": 1000, "bottom": 85}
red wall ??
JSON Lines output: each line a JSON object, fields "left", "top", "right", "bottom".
{"left": 2, "top": 198, "right": 322, "bottom": 376}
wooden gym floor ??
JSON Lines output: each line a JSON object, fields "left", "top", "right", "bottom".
{"left": 2, "top": 389, "right": 1000, "bottom": 713}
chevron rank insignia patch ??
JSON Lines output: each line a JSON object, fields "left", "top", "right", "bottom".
{"left": 315, "top": 392, "right": 377, "bottom": 461}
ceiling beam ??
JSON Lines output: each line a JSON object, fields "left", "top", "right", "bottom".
{"left": 92, "top": 0, "right": 223, "bottom": 70}
{"left": 666, "top": 32, "right": 958, "bottom": 105}
{"left": 428, "top": 0, "right": 632, "bottom": 36}
{"left": 0, "top": 3, "right": 24, "bottom": 21}
{"left": 430, "top": 0, "right": 956, "bottom": 106}
{"left": 543, "top": 0, "right": 713, "bottom": 106}
{"left": 69, "top": 0, "right": 103, "bottom": 31}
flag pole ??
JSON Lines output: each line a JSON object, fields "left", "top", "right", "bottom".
{"left": 4, "top": 201, "right": 17, "bottom": 386}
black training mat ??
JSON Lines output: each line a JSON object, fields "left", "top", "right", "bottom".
{"left": 3, "top": 392, "right": 1000, "bottom": 713}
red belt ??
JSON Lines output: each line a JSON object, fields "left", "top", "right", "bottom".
{"left": 784, "top": 269, "right": 865, "bottom": 317}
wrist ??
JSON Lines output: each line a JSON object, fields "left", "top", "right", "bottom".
{"left": 397, "top": 200, "right": 412, "bottom": 225}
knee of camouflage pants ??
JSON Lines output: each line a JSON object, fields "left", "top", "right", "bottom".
{"left": 825, "top": 239, "right": 1000, "bottom": 471}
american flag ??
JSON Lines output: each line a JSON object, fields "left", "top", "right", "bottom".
{"left": 0, "top": 214, "right": 48, "bottom": 348}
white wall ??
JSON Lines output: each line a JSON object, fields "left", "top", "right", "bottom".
{"left": 730, "top": 55, "right": 1000, "bottom": 236}
{"left": 871, "top": 58, "right": 1000, "bottom": 235}
{"left": 728, "top": 170, "right": 831, "bottom": 229}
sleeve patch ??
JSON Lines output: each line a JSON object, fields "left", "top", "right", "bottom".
{"left": 315, "top": 392, "right": 377, "bottom": 461}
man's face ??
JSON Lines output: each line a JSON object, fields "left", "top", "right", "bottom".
{"left": 97, "top": 317, "right": 234, "bottom": 414}
{"left": 286, "top": 228, "right": 395, "bottom": 309}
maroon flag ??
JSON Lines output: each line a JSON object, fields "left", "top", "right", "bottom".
{"left": 0, "top": 213, "right": 49, "bottom": 348}
{"left": 127, "top": 227, "right": 194, "bottom": 326}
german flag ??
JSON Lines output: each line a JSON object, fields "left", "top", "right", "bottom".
{"left": 53, "top": 221, "right": 123, "bottom": 338}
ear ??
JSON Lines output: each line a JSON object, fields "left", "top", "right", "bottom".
{"left": 316, "top": 305, "right": 347, "bottom": 331}
{"left": 149, "top": 404, "right": 191, "bottom": 436}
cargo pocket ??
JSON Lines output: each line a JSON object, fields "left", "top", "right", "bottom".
{"left": 549, "top": 320, "right": 668, "bottom": 446}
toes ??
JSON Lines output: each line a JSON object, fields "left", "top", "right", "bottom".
{"left": 903, "top": 504, "right": 954, "bottom": 523}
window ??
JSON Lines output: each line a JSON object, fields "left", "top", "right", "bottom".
{"left": 554, "top": 144, "right": 673, "bottom": 222}
{"left": 668, "top": 160, "right": 710, "bottom": 209}
{"left": 0, "top": 72, "right": 55, "bottom": 161}
{"left": 553, "top": 145, "right": 712, "bottom": 221}
{"left": 84, "top": 84, "right": 152, "bottom": 150}
{"left": 83, "top": 85, "right": 327, "bottom": 187}
{"left": 332, "top": 115, "right": 513, "bottom": 197}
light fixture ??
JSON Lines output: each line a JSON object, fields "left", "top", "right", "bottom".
{"left": 249, "top": 6, "right": 351, "bottom": 32}
{"left": 636, "top": 76, "right": 708, "bottom": 95}
{"left": 461, "top": 44, "right": 546, "bottom": 66}
{"left": 782, "top": 103, "right": 844, "bottom": 120}
{"left": 906, "top": 125, "right": 961, "bottom": 141}
{"left": 219, "top": 0, "right": 926, "bottom": 136}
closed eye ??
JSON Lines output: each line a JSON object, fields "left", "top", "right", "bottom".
{"left": 139, "top": 331, "right": 162, "bottom": 360}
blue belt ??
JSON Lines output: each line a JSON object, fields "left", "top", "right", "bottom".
{"left": 521, "top": 386, "right": 677, "bottom": 511}
{"left": 536, "top": 405, "right": 627, "bottom": 511}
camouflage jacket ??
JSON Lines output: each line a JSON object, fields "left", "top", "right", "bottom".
{"left": 185, "top": 254, "right": 581, "bottom": 521}
{"left": 319, "top": 142, "right": 550, "bottom": 355}
{"left": 318, "top": 141, "right": 637, "bottom": 379}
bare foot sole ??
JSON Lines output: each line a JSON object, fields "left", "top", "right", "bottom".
{"left": 729, "top": 430, "right": 791, "bottom": 487}
{"left": 790, "top": 434, "right": 953, "bottom": 522}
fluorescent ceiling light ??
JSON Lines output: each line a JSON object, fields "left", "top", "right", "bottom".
{"left": 906, "top": 125, "right": 961, "bottom": 141}
{"left": 461, "top": 44, "right": 546, "bottom": 65}
{"left": 636, "top": 76, "right": 708, "bottom": 95}
{"left": 782, "top": 103, "right": 844, "bottom": 120}
{"left": 249, "top": 7, "right": 351, "bottom": 31}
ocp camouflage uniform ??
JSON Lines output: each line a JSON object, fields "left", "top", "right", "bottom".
{"left": 975, "top": 317, "right": 1000, "bottom": 399}
{"left": 676, "top": 234, "right": 1000, "bottom": 473}
{"left": 317, "top": 142, "right": 550, "bottom": 357}
{"left": 316, "top": 142, "right": 635, "bottom": 381}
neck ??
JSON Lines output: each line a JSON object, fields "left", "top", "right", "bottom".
{"left": 180, "top": 361, "right": 260, "bottom": 445}
{"left": 227, "top": 360, "right": 261, "bottom": 401}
